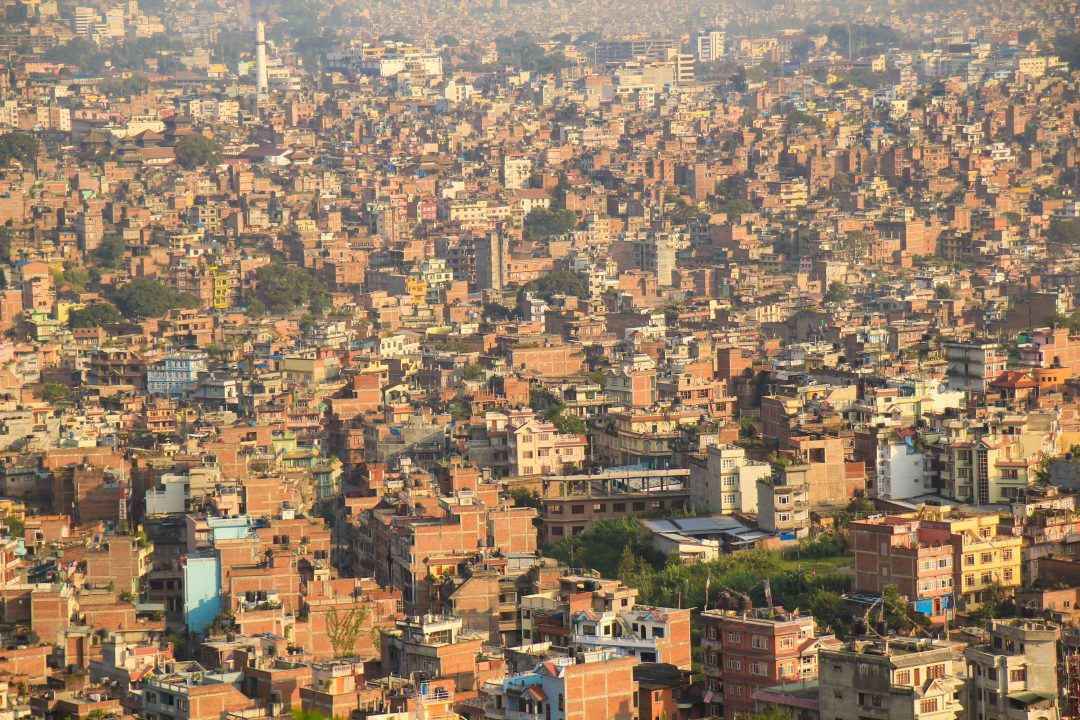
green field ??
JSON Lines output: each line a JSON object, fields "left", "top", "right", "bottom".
{"left": 779, "top": 554, "right": 854, "bottom": 574}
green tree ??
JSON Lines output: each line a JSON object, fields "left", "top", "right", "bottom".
{"left": 968, "top": 583, "right": 1013, "bottom": 623}
{"left": 824, "top": 282, "right": 853, "bottom": 304}
{"left": 45, "top": 38, "right": 105, "bottom": 72}
{"left": 523, "top": 207, "right": 577, "bottom": 241}
{"left": 69, "top": 302, "right": 122, "bottom": 328}
{"left": 0, "top": 133, "right": 39, "bottom": 168}
{"left": 934, "top": 283, "right": 954, "bottom": 299}
{"left": 1046, "top": 219, "right": 1080, "bottom": 246}
{"left": 34, "top": 383, "right": 72, "bottom": 402}
{"left": 834, "top": 493, "right": 875, "bottom": 528}
{"left": 716, "top": 197, "right": 754, "bottom": 216}
{"left": 739, "top": 417, "right": 758, "bottom": 439}
{"left": 462, "top": 363, "right": 486, "bottom": 381}
{"left": 518, "top": 270, "right": 588, "bottom": 302}
{"left": 325, "top": 606, "right": 370, "bottom": 657}
{"left": 509, "top": 486, "right": 542, "bottom": 509}
{"left": 173, "top": 133, "right": 223, "bottom": 170}
{"left": 664, "top": 193, "right": 702, "bottom": 224}
{"left": 810, "top": 590, "right": 854, "bottom": 636}
{"left": 2, "top": 513, "right": 23, "bottom": 538}
{"left": 108, "top": 278, "right": 199, "bottom": 318}
{"left": 740, "top": 704, "right": 795, "bottom": 720}
{"left": 93, "top": 234, "right": 127, "bottom": 269}
{"left": 251, "top": 263, "right": 329, "bottom": 315}
{"left": 0, "top": 227, "right": 13, "bottom": 262}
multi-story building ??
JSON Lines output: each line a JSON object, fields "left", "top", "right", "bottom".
{"left": 521, "top": 575, "right": 692, "bottom": 670}
{"left": 756, "top": 463, "right": 811, "bottom": 540}
{"left": 689, "top": 444, "right": 771, "bottom": 514}
{"left": 147, "top": 350, "right": 209, "bottom": 398}
{"left": 875, "top": 433, "right": 932, "bottom": 500}
{"left": 945, "top": 340, "right": 1006, "bottom": 393}
{"left": 506, "top": 414, "right": 587, "bottom": 477}
{"left": 700, "top": 607, "right": 835, "bottom": 719}
{"left": 850, "top": 516, "right": 955, "bottom": 624}
{"left": 536, "top": 468, "right": 690, "bottom": 544}
{"left": 592, "top": 409, "right": 702, "bottom": 470}
{"left": 605, "top": 354, "right": 658, "bottom": 409}
{"left": 818, "top": 638, "right": 965, "bottom": 720}
{"left": 921, "top": 510, "right": 1022, "bottom": 613}
{"left": 490, "top": 650, "right": 639, "bottom": 720}
{"left": 140, "top": 663, "right": 258, "bottom": 720}
{"left": 379, "top": 614, "right": 488, "bottom": 694}
{"left": 963, "top": 619, "right": 1059, "bottom": 720}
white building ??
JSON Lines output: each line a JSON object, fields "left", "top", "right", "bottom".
{"left": 875, "top": 437, "right": 930, "bottom": 500}
{"left": 688, "top": 444, "right": 771, "bottom": 514}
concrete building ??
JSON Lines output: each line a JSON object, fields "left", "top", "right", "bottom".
{"left": 379, "top": 614, "right": 488, "bottom": 694}
{"left": 945, "top": 340, "right": 1007, "bottom": 393}
{"left": 689, "top": 444, "right": 771, "bottom": 515}
{"left": 876, "top": 436, "right": 932, "bottom": 500}
{"left": 182, "top": 552, "right": 222, "bottom": 635}
{"left": 536, "top": 468, "right": 690, "bottom": 544}
{"left": 475, "top": 231, "right": 509, "bottom": 291}
{"left": 756, "top": 464, "right": 811, "bottom": 540}
{"left": 963, "top": 620, "right": 1059, "bottom": 720}
{"left": 921, "top": 511, "right": 1022, "bottom": 613}
{"left": 493, "top": 650, "right": 639, "bottom": 720}
{"left": 818, "top": 638, "right": 965, "bottom": 720}
{"left": 147, "top": 349, "right": 209, "bottom": 398}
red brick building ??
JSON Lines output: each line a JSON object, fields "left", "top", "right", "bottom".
{"left": 699, "top": 608, "right": 837, "bottom": 719}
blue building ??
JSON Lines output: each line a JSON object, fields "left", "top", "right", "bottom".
{"left": 182, "top": 551, "right": 222, "bottom": 634}
{"left": 147, "top": 349, "right": 209, "bottom": 398}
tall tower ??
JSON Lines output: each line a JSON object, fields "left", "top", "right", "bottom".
{"left": 255, "top": 21, "right": 269, "bottom": 104}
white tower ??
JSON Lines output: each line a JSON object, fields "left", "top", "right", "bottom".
{"left": 255, "top": 21, "right": 269, "bottom": 104}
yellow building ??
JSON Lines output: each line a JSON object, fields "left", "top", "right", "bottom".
{"left": 923, "top": 511, "right": 1022, "bottom": 613}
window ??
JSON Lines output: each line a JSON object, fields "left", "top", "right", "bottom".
{"left": 779, "top": 636, "right": 795, "bottom": 650}
{"left": 928, "top": 664, "right": 945, "bottom": 679}
{"left": 1002, "top": 548, "right": 1013, "bottom": 561}
{"left": 752, "top": 635, "right": 768, "bottom": 649}
{"left": 920, "top": 699, "right": 938, "bottom": 714}
{"left": 652, "top": 627, "right": 665, "bottom": 638}
{"left": 895, "top": 670, "right": 911, "bottom": 685}
{"left": 750, "top": 662, "right": 766, "bottom": 676}
{"left": 981, "top": 552, "right": 993, "bottom": 564}
{"left": 1010, "top": 669, "right": 1026, "bottom": 683}
{"left": 146, "top": 692, "right": 158, "bottom": 704}
{"left": 571, "top": 505, "right": 585, "bottom": 514}
{"left": 965, "top": 554, "right": 975, "bottom": 566}
{"left": 633, "top": 502, "right": 645, "bottom": 511}
{"left": 613, "top": 503, "right": 625, "bottom": 512}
